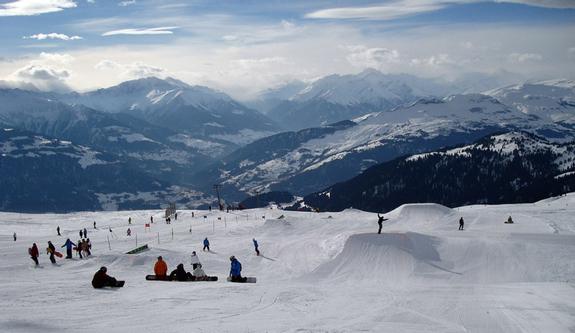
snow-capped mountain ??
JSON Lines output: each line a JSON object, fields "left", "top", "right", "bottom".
{"left": 486, "top": 79, "right": 575, "bottom": 128}
{"left": 62, "top": 77, "right": 279, "bottom": 147}
{"left": 303, "top": 132, "right": 575, "bottom": 212}
{"left": 246, "top": 80, "right": 308, "bottom": 114}
{"left": 0, "top": 88, "right": 216, "bottom": 184}
{"left": 262, "top": 69, "right": 450, "bottom": 130}
{"left": 194, "top": 92, "right": 575, "bottom": 200}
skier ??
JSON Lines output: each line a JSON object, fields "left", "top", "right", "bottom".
{"left": 83, "top": 228, "right": 87, "bottom": 238}
{"left": 29, "top": 243, "right": 39, "bottom": 266}
{"left": 229, "top": 256, "right": 246, "bottom": 282}
{"left": 93, "top": 221, "right": 96, "bottom": 229}
{"left": 92, "top": 267, "right": 119, "bottom": 288}
{"left": 170, "top": 263, "right": 193, "bottom": 281}
{"left": 13, "top": 232, "right": 16, "bottom": 241}
{"left": 76, "top": 239, "right": 83, "bottom": 259}
{"left": 203, "top": 237, "right": 210, "bottom": 251}
{"left": 253, "top": 238, "right": 260, "bottom": 256}
{"left": 127, "top": 228, "right": 131, "bottom": 237}
{"left": 61, "top": 238, "right": 76, "bottom": 259}
{"left": 190, "top": 251, "right": 201, "bottom": 269}
{"left": 150, "top": 216, "right": 153, "bottom": 224}
{"left": 128, "top": 217, "right": 132, "bottom": 225}
{"left": 459, "top": 217, "right": 465, "bottom": 230}
{"left": 47, "top": 241, "right": 56, "bottom": 264}
{"left": 192, "top": 263, "right": 207, "bottom": 279}
{"left": 377, "top": 214, "right": 388, "bottom": 234}
{"left": 57, "top": 226, "right": 61, "bottom": 236}
{"left": 154, "top": 256, "right": 168, "bottom": 278}
{"left": 175, "top": 212, "right": 178, "bottom": 220}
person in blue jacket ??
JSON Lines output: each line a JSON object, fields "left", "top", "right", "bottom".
{"left": 253, "top": 238, "right": 260, "bottom": 256}
{"left": 61, "top": 238, "right": 76, "bottom": 259}
{"left": 229, "top": 256, "right": 246, "bottom": 282}
{"left": 203, "top": 237, "right": 210, "bottom": 251}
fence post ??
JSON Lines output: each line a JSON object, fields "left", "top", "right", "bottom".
{"left": 212, "top": 220, "right": 215, "bottom": 233}
{"left": 107, "top": 235, "right": 111, "bottom": 250}
{"left": 136, "top": 234, "right": 138, "bottom": 247}
{"left": 172, "top": 228, "right": 174, "bottom": 240}
{"left": 157, "top": 232, "right": 160, "bottom": 244}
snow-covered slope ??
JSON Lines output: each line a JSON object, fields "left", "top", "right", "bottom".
{"left": 486, "top": 79, "right": 575, "bottom": 126}
{"left": 1, "top": 197, "right": 574, "bottom": 332}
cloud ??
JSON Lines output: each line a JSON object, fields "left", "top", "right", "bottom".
{"left": 38, "top": 52, "right": 75, "bottom": 64}
{"left": 0, "top": 0, "right": 77, "bottom": 16}
{"left": 508, "top": 52, "right": 543, "bottom": 63}
{"left": 95, "top": 60, "right": 167, "bottom": 79}
{"left": 102, "top": 26, "right": 177, "bottom": 36}
{"left": 24, "top": 33, "right": 82, "bottom": 41}
{"left": 305, "top": 0, "right": 575, "bottom": 20}
{"left": 345, "top": 45, "right": 400, "bottom": 69}
{"left": 410, "top": 54, "right": 455, "bottom": 67}
{"left": 10, "top": 64, "right": 71, "bottom": 92}
{"left": 118, "top": 0, "right": 135, "bottom": 6}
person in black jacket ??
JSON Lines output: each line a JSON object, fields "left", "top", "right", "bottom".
{"left": 92, "top": 267, "right": 118, "bottom": 288}
{"left": 377, "top": 214, "right": 388, "bottom": 234}
{"left": 170, "top": 263, "right": 193, "bottom": 281}
{"left": 459, "top": 217, "right": 465, "bottom": 230}
{"left": 47, "top": 241, "right": 56, "bottom": 264}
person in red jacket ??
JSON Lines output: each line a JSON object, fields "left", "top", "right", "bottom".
{"left": 154, "top": 256, "right": 168, "bottom": 278}
{"left": 29, "top": 243, "right": 39, "bottom": 266}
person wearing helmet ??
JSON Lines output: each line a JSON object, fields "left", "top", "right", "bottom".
{"left": 92, "top": 267, "right": 118, "bottom": 288}
{"left": 154, "top": 256, "right": 168, "bottom": 278}
{"left": 229, "top": 256, "right": 247, "bottom": 282}
{"left": 192, "top": 263, "right": 207, "bottom": 278}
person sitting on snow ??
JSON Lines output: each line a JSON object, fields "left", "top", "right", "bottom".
{"left": 154, "top": 256, "right": 168, "bottom": 278}
{"left": 92, "top": 267, "right": 118, "bottom": 288}
{"left": 192, "top": 263, "right": 207, "bottom": 279}
{"left": 170, "top": 263, "right": 193, "bottom": 281}
{"left": 229, "top": 256, "right": 246, "bottom": 282}
{"left": 506, "top": 216, "right": 514, "bottom": 224}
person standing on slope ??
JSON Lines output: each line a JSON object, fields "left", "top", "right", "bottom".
{"left": 190, "top": 251, "right": 201, "bottom": 269}
{"left": 47, "top": 241, "right": 56, "bottom": 264}
{"left": 62, "top": 238, "right": 76, "bottom": 259}
{"left": 57, "top": 226, "right": 61, "bottom": 236}
{"left": 154, "top": 256, "right": 168, "bottom": 278}
{"left": 29, "top": 243, "right": 39, "bottom": 266}
{"left": 13, "top": 232, "right": 16, "bottom": 241}
{"left": 229, "top": 256, "right": 246, "bottom": 282}
{"left": 459, "top": 217, "right": 465, "bottom": 230}
{"left": 93, "top": 221, "right": 96, "bottom": 229}
{"left": 83, "top": 228, "right": 87, "bottom": 238}
{"left": 253, "top": 238, "right": 260, "bottom": 256}
{"left": 377, "top": 214, "right": 388, "bottom": 234}
{"left": 203, "top": 237, "right": 210, "bottom": 252}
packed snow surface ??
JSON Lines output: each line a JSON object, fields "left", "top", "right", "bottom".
{"left": 1, "top": 197, "right": 575, "bottom": 332}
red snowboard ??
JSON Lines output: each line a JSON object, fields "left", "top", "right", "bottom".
{"left": 54, "top": 251, "right": 63, "bottom": 258}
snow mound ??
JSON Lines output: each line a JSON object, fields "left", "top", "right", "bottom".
{"left": 390, "top": 203, "right": 454, "bottom": 226}
{"left": 309, "top": 232, "right": 447, "bottom": 283}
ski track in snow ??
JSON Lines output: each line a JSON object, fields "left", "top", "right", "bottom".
{"left": 1, "top": 197, "right": 575, "bottom": 332}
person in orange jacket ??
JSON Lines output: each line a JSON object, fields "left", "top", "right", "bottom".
{"left": 154, "top": 256, "right": 168, "bottom": 278}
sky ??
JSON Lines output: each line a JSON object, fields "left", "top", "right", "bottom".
{"left": 0, "top": 0, "right": 574, "bottom": 99}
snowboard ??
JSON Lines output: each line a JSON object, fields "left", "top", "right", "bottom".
{"left": 113, "top": 280, "right": 125, "bottom": 287}
{"left": 54, "top": 251, "right": 63, "bottom": 258}
{"left": 227, "top": 277, "right": 256, "bottom": 283}
{"left": 145, "top": 275, "right": 217, "bottom": 282}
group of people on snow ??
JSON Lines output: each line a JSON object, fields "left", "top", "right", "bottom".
{"left": 375, "top": 213, "right": 516, "bottom": 233}
{"left": 151, "top": 251, "right": 245, "bottom": 282}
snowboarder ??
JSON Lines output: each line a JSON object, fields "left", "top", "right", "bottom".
{"left": 506, "top": 216, "right": 514, "bottom": 224}
{"left": 229, "top": 256, "right": 246, "bottom": 282}
{"left": 79, "top": 230, "right": 83, "bottom": 238}
{"left": 203, "top": 237, "right": 210, "bottom": 252}
{"left": 92, "top": 267, "right": 120, "bottom": 288}
{"left": 150, "top": 216, "right": 154, "bottom": 224}
{"left": 174, "top": 213, "right": 178, "bottom": 220}
{"left": 190, "top": 251, "right": 201, "bottom": 269}
{"left": 13, "top": 232, "right": 16, "bottom": 241}
{"left": 57, "top": 226, "right": 61, "bottom": 236}
{"left": 170, "top": 263, "right": 193, "bottom": 281}
{"left": 127, "top": 228, "right": 131, "bottom": 236}
{"left": 377, "top": 214, "right": 388, "bottom": 234}
{"left": 154, "top": 256, "right": 168, "bottom": 278}
{"left": 93, "top": 221, "right": 96, "bottom": 229}
{"left": 459, "top": 217, "right": 465, "bottom": 230}
{"left": 29, "top": 243, "right": 39, "bottom": 266}
{"left": 76, "top": 239, "right": 83, "bottom": 259}
{"left": 192, "top": 263, "right": 207, "bottom": 278}
{"left": 47, "top": 241, "right": 56, "bottom": 264}
{"left": 253, "top": 238, "right": 260, "bottom": 256}
{"left": 61, "top": 238, "right": 76, "bottom": 259}
{"left": 83, "top": 228, "right": 87, "bottom": 238}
